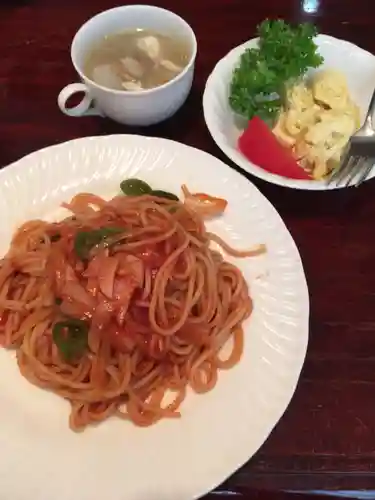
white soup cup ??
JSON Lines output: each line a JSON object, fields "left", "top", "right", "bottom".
{"left": 58, "top": 5, "right": 197, "bottom": 126}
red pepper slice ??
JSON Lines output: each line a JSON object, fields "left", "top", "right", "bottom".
{"left": 238, "top": 116, "right": 311, "bottom": 180}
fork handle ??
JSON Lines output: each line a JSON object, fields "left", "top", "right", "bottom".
{"left": 364, "top": 86, "right": 375, "bottom": 130}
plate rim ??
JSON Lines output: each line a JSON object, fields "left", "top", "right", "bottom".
{"left": 203, "top": 34, "right": 375, "bottom": 190}
{"left": 0, "top": 134, "right": 310, "bottom": 500}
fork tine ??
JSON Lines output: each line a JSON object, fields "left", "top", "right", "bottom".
{"left": 345, "top": 157, "right": 366, "bottom": 187}
{"left": 335, "top": 156, "right": 360, "bottom": 187}
{"left": 355, "top": 158, "right": 375, "bottom": 187}
{"left": 328, "top": 148, "right": 351, "bottom": 185}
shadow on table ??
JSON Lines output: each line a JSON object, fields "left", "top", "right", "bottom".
{"left": 94, "top": 84, "right": 203, "bottom": 144}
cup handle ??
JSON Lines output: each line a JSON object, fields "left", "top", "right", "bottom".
{"left": 57, "top": 83, "right": 103, "bottom": 117}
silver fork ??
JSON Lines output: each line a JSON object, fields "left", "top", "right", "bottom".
{"left": 327, "top": 86, "right": 375, "bottom": 188}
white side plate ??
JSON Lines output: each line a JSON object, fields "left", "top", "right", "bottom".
{"left": 203, "top": 35, "right": 375, "bottom": 190}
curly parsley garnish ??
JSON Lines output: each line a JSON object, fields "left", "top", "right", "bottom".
{"left": 229, "top": 20, "right": 324, "bottom": 122}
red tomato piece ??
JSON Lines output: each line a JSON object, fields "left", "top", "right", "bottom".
{"left": 0, "top": 311, "right": 9, "bottom": 326}
{"left": 105, "top": 322, "right": 136, "bottom": 353}
{"left": 133, "top": 244, "right": 165, "bottom": 269}
{"left": 238, "top": 116, "right": 311, "bottom": 180}
{"left": 130, "top": 305, "right": 150, "bottom": 327}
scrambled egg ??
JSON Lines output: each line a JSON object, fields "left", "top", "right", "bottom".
{"left": 272, "top": 69, "right": 360, "bottom": 180}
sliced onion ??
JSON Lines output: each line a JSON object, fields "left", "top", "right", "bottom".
{"left": 98, "top": 255, "right": 119, "bottom": 299}
{"left": 181, "top": 184, "right": 228, "bottom": 219}
{"left": 62, "top": 280, "right": 95, "bottom": 308}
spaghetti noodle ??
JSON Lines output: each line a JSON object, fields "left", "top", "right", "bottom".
{"left": 0, "top": 181, "right": 265, "bottom": 430}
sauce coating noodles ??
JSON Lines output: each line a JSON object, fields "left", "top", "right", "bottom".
{"left": 0, "top": 188, "right": 263, "bottom": 430}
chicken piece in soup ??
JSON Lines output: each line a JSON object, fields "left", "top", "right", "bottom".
{"left": 84, "top": 29, "right": 191, "bottom": 91}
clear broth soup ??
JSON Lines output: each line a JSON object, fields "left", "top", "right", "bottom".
{"left": 84, "top": 29, "right": 191, "bottom": 92}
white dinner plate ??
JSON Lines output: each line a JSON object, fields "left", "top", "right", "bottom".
{"left": 0, "top": 135, "right": 309, "bottom": 500}
{"left": 203, "top": 35, "right": 375, "bottom": 190}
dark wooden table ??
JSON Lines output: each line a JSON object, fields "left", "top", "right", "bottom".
{"left": 1, "top": 0, "right": 375, "bottom": 499}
